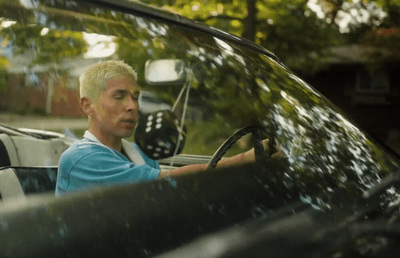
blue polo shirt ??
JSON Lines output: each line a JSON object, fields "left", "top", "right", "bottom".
{"left": 55, "top": 134, "right": 160, "bottom": 196}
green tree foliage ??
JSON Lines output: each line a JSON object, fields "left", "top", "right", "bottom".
{"left": 1, "top": 24, "right": 86, "bottom": 64}
{"left": 372, "top": 0, "right": 400, "bottom": 27}
{"left": 312, "top": 1, "right": 400, "bottom": 53}
{"left": 0, "top": 1, "right": 88, "bottom": 114}
{"left": 136, "top": 0, "right": 400, "bottom": 75}
{"left": 0, "top": 1, "right": 87, "bottom": 69}
{"left": 358, "top": 0, "right": 400, "bottom": 67}
{"left": 136, "top": 0, "right": 342, "bottom": 75}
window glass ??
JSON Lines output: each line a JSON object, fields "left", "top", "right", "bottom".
{"left": 0, "top": 0, "right": 399, "bottom": 202}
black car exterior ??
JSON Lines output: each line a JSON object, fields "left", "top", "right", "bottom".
{"left": 0, "top": 0, "right": 399, "bottom": 257}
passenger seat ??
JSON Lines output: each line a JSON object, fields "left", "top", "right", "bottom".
{"left": 0, "top": 167, "right": 57, "bottom": 203}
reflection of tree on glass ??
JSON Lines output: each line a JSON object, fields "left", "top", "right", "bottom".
{"left": 55, "top": 60, "right": 282, "bottom": 195}
{"left": 1, "top": 0, "right": 398, "bottom": 207}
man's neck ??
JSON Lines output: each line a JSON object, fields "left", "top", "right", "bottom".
{"left": 88, "top": 129, "right": 122, "bottom": 153}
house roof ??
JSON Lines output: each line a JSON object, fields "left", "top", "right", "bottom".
{"left": 329, "top": 44, "right": 393, "bottom": 64}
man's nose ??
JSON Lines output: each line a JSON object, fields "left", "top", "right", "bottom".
{"left": 126, "top": 96, "right": 138, "bottom": 111}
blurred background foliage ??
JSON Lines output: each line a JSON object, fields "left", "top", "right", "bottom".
{"left": 135, "top": 0, "right": 400, "bottom": 76}
{"left": 0, "top": 0, "right": 399, "bottom": 153}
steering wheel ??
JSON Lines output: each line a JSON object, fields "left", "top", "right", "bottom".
{"left": 206, "top": 125, "right": 274, "bottom": 170}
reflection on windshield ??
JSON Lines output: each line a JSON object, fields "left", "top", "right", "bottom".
{"left": 0, "top": 0, "right": 399, "bottom": 203}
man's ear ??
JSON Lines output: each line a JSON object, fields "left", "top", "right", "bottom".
{"left": 80, "top": 96, "right": 94, "bottom": 116}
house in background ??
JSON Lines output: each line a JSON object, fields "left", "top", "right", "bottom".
{"left": 0, "top": 56, "right": 101, "bottom": 117}
{"left": 0, "top": 30, "right": 115, "bottom": 117}
{"left": 305, "top": 44, "right": 400, "bottom": 148}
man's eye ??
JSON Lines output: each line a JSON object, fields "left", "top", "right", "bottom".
{"left": 114, "top": 94, "right": 123, "bottom": 99}
{"left": 132, "top": 92, "right": 140, "bottom": 100}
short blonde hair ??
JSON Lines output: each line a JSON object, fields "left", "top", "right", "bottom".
{"left": 79, "top": 60, "right": 138, "bottom": 100}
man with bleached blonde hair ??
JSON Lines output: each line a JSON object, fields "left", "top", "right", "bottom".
{"left": 80, "top": 60, "right": 138, "bottom": 101}
{"left": 56, "top": 60, "right": 277, "bottom": 195}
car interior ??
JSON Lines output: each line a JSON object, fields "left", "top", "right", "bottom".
{"left": 0, "top": 166, "right": 57, "bottom": 203}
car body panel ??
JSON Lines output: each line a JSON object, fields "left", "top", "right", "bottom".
{"left": 0, "top": 163, "right": 296, "bottom": 257}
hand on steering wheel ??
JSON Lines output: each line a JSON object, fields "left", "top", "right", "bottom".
{"left": 206, "top": 125, "right": 279, "bottom": 170}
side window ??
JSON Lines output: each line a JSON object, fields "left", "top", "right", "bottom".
{"left": 356, "top": 70, "right": 389, "bottom": 94}
{"left": 1, "top": 0, "right": 398, "bottom": 198}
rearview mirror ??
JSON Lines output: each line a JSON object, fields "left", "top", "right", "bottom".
{"left": 145, "top": 59, "right": 187, "bottom": 85}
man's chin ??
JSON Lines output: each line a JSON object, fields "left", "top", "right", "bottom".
{"left": 120, "top": 129, "right": 135, "bottom": 139}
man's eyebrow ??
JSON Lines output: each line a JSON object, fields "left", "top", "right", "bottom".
{"left": 112, "top": 89, "right": 141, "bottom": 96}
{"left": 112, "top": 89, "right": 129, "bottom": 95}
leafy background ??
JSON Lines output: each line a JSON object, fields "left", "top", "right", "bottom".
{"left": 135, "top": 0, "right": 400, "bottom": 77}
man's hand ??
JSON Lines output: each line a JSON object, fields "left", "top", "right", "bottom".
{"left": 241, "top": 138, "right": 284, "bottom": 164}
{"left": 262, "top": 138, "right": 284, "bottom": 159}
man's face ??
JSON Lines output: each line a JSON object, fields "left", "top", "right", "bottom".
{"left": 90, "top": 75, "right": 140, "bottom": 141}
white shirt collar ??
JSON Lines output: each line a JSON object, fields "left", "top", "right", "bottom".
{"left": 83, "top": 130, "right": 145, "bottom": 165}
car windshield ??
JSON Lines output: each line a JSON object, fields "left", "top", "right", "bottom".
{"left": 0, "top": 0, "right": 399, "bottom": 202}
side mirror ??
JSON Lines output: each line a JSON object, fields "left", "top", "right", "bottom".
{"left": 144, "top": 59, "right": 187, "bottom": 85}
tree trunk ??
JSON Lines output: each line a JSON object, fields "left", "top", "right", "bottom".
{"left": 243, "top": 0, "right": 257, "bottom": 42}
{"left": 46, "top": 75, "right": 54, "bottom": 115}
